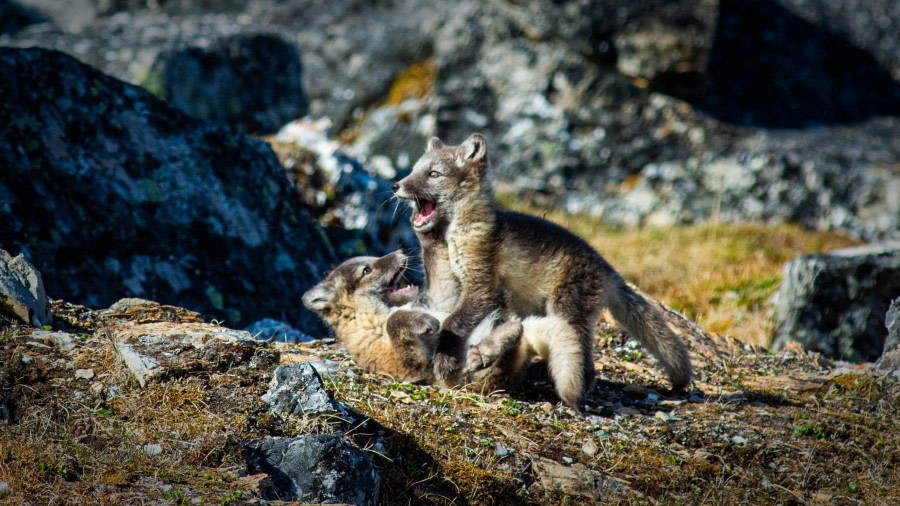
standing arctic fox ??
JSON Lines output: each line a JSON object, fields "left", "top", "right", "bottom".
{"left": 392, "top": 135, "right": 692, "bottom": 407}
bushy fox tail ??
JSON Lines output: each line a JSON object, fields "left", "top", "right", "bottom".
{"left": 606, "top": 276, "right": 693, "bottom": 391}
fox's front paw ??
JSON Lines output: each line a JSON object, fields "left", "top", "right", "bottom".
{"left": 433, "top": 352, "right": 461, "bottom": 380}
{"left": 409, "top": 315, "right": 439, "bottom": 339}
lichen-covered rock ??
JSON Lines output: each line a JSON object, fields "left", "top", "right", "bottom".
{"left": 0, "top": 249, "right": 50, "bottom": 327}
{"left": 0, "top": 47, "right": 335, "bottom": 334}
{"left": 270, "top": 118, "right": 417, "bottom": 256}
{"left": 261, "top": 362, "right": 337, "bottom": 416}
{"left": 772, "top": 242, "right": 900, "bottom": 362}
{"left": 146, "top": 33, "right": 307, "bottom": 133}
{"left": 101, "top": 299, "right": 269, "bottom": 387}
{"left": 878, "top": 298, "right": 900, "bottom": 375}
{"left": 244, "top": 435, "right": 379, "bottom": 504}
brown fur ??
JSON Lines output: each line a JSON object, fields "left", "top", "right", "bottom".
{"left": 302, "top": 252, "right": 434, "bottom": 381}
{"left": 302, "top": 251, "right": 528, "bottom": 392}
{"left": 394, "top": 134, "right": 693, "bottom": 408}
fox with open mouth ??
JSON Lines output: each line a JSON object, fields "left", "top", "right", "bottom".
{"left": 392, "top": 134, "right": 693, "bottom": 409}
{"left": 302, "top": 250, "right": 530, "bottom": 391}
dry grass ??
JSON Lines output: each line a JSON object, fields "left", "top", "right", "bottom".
{"left": 1, "top": 301, "right": 898, "bottom": 504}
{"left": 497, "top": 195, "right": 861, "bottom": 345}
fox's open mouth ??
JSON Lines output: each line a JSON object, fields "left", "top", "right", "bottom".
{"left": 413, "top": 200, "right": 436, "bottom": 229}
{"left": 385, "top": 266, "right": 418, "bottom": 304}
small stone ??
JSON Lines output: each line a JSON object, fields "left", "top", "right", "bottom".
{"left": 731, "top": 435, "right": 747, "bottom": 445}
{"left": 622, "top": 384, "right": 648, "bottom": 397}
{"left": 541, "top": 402, "right": 554, "bottom": 412}
{"left": 74, "top": 368, "right": 95, "bottom": 380}
{"left": 142, "top": 443, "right": 163, "bottom": 456}
{"left": 646, "top": 393, "right": 659, "bottom": 403}
{"left": 495, "top": 444, "right": 510, "bottom": 458}
{"left": 562, "top": 456, "right": 574, "bottom": 465}
{"left": 90, "top": 382, "right": 104, "bottom": 395}
{"left": 582, "top": 441, "right": 599, "bottom": 457}
{"left": 616, "top": 407, "right": 641, "bottom": 417}
{"left": 20, "top": 354, "right": 34, "bottom": 365}
{"left": 0, "top": 481, "right": 8, "bottom": 494}
{"left": 654, "top": 411, "right": 679, "bottom": 422}
{"left": 262, "top": 363, "right": 337, "bottom": 416}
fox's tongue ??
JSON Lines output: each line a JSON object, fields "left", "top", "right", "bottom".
{"left": 414, "top": 201, "right": 436, "bottom": 227}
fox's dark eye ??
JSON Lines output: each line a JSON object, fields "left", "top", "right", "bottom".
{"left": 361, "top": 266, "right": 372, "bottom": 277}
{"left": 428, "top": 170, "right": 441, "bottom": 178}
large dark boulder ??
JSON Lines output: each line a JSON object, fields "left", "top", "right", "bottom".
{"left": 0, "top": 47, "right": 335, "bottom": 333}
{"left": 0, "top": 0, "right": 46, "bottom": 36}
{"left": 772, "top": 242, "right": 900, "bottom": 362}
{"left": 146, "top": 33, "right": 308, "bottom": 133}
{"left": 244, "top": 435, "right": 380, "bottom": 504}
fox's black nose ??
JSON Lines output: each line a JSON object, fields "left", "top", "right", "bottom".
{"left": 391, "top": 183, "right": 400, "bottom": 193}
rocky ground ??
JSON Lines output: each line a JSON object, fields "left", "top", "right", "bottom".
{"left": 0, "top": 298, "right": 897, "bottom": 504}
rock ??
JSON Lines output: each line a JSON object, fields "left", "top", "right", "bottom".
{"left": 531, "top": 456, "right": 634, "bottom": 501}
{"left": 30, "top": 330, "right": 77, "bottom": 352}
{"left": 145, "top": 33, "right": 307, "bottom": 133}
{"left": 74, "top": 368, "right": 94, "bottom": 380}
{"left": 244, "top": 435, "right": 379, "bottom": 504}
{"left": 344, "top": 96, "right": 435, "bottom": 178}
{"left": 103, "top": 299, "right": 265, "bottom": 387}
{"left": 772, "top": 242, "right": 900, "bottom": 362}
{"left": 261, "top": 363, "right": 337, "bottom": 416}
{"left": 0, "top": 249, "right": 51, "bottom": 327}
{"left": 270, "top": 118, "right": 417, "bottom": 256}
{"left": 0, "top": 48, "right": 335, "bottom": 334}
{"left": 245, "top": 318, "right": 313, "bottom": 343}
{"left": 877, "top": 297, "right": 900, "bottom": 375}
{"left": 0, "top": 480, "right": 7, "bottom": 494}
{"left": 0, "top": 397, "right": 10, "bottom": 423}
{"left": 0, "top": 0, "right": 46, "bottom": 36}
{"left": 142, "top": 443, "right": 162, "bottom": 456}
{"left": 703, "top": 0, "right": 900, "bottom": 127}
{"left": 581, "top": 440, "right": 598, "bottom": 457}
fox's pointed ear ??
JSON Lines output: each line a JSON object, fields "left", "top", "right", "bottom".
{"left": 459, "top": 133, "right": 487, "bottom": 163}
{"left": 303, "top": 282, "right": 335, "bottom": 313}
{"left": 426, "top": 137, "right": 443, "bottom": 152}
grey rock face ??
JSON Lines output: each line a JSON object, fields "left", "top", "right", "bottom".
{"left": 0, "top": 48, "right": 335, "bottom": 334}
{"left": 0, "top": 249, "right": 50, "bottom": 327}
{"left": 261, "top": 363, "right": 336, "bottom": 416}
{"left": 878, "top": 298, "right": 900, "bottom": 374}
{"left": 271, "top": 118, "right": 417, "bottom": 258}
{"left": 772, "top": 242, "right": 900, "bottom": 362}
{"left": 147, "top": 33, "right": 307, "bottom": 133}
{"left": 244, "top": 435, "right": 380, "bottom": 504}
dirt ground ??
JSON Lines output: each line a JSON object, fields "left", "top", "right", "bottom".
{"left": 0, "top": 299, "right": 897, "bottom": 504}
